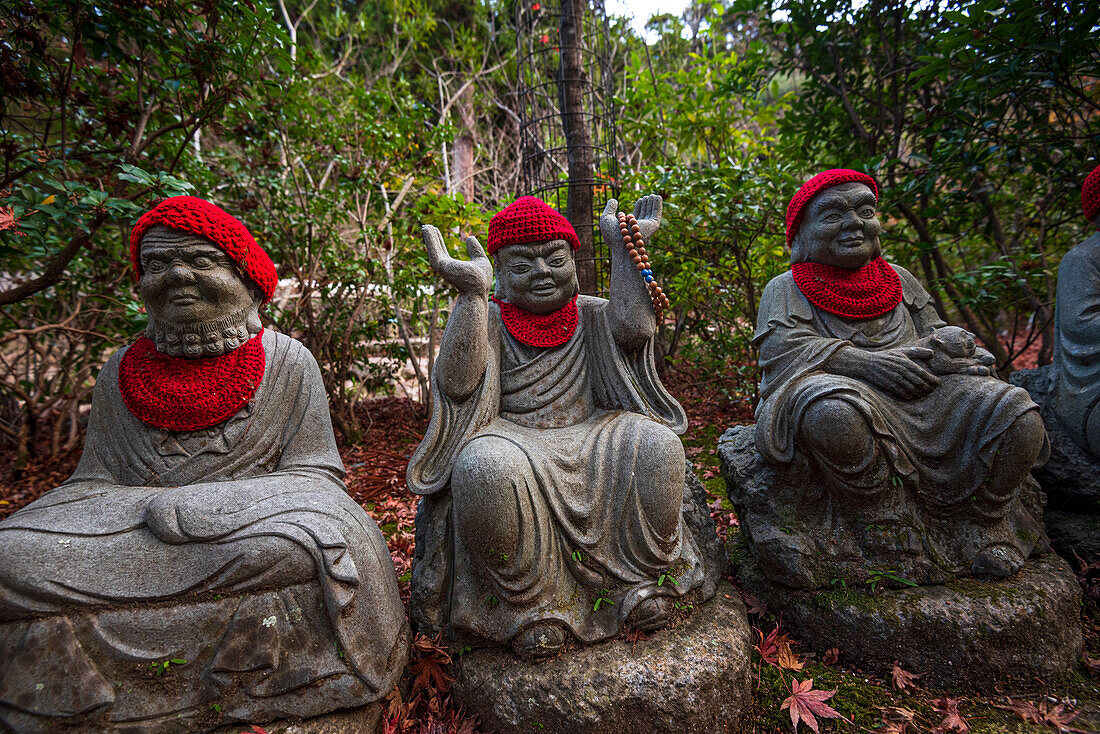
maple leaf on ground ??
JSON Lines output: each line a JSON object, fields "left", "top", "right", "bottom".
{"left": 996, "top": 698, "right": 1085, "bottom": 733}
{"left": 780, "top": 677, "right": 845, "bottom": 733}
{"left": 742, "top": 592, "right": 766, "bottom": 615}
{"left": 932, "top": 697, "right": 970, "bottom": 733}
{"left": 890, "top": 661, "right": 922, "bottom": 692}
{"left": 821, "top": 647, "right": 840, "bottom": 666}
{"left": 753, "top": 624, "right": 804, "bottom": 671}
{"left": 879, "top": 706, "right": 915, "bottom": 734}
{"left": 1086, "top": 656, "right": 1100, "bottom": 677}
{"left": 409, "top": 633, "right": 455, "bottom": 694}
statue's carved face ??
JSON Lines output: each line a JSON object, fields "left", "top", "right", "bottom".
{"left": 793, "top": 182, "right": 883, "bottom": 269}
{"left": 139, "top": 226, "right": 258, "bottom": 328}
{"left": 494, "top": 239, "right": 578, "bottom": 314}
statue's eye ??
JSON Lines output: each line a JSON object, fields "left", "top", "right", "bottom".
{"left": 549, "top": 257, "right": 567, "bottom": 267}
{"left": 192, "top": 256, "right": 215, "bottom": 269}
{"left": 145, "top": 259, "right": 167, "bottom": 273}
{"left": 823, "top": 212, "right": 842, "bottom": 222}
{"left": 859, "top": 207, "right": 875, "bottom": 218}
{"left": 511, "top": 264, "right": 531, "bottom": 274}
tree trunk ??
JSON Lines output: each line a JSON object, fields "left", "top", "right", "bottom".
{"left": 557, "top": 0, "right": 596, "bottom": 294}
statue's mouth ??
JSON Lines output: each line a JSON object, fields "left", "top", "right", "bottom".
{"left": 530, "top": 282, "right": 557, "bottom": 295}
{"left": 838, "top": 237, "right": 864, "bottom": 247}
{"left": 169, "top": 292, "right": 201, "bottom": 306}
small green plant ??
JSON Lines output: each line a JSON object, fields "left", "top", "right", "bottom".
{"left": 673, "top": 600, "right": 693, "bottom": 612}
{"left": 571, "top": 550, "right": 585, "bottom": 563}
{"left": 486, "top": 595, "right": 499, "bottom": 607}
{"left": 866, "top": 569, "right": 918, "bottom": 593}
{"left": 150, "top": 658, "right": 187, "bottom": 676}
{"left": 210, "top": 703, "right": 222, "bottom": 713}
{"left": 455, "top": 645, "right": 472, "bottom": 657}
{"left": 593, "top": 589, "right": 614, "bottom": 611}
{"left": 657, "top": 569, "right": 680, "bottom": 587}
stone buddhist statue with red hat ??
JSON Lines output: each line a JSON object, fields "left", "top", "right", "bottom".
{"left": 408, "top": 195, "right": 722, "bottom": 658}
{"left": 0, "top": 197, "right": 408, "bottom": 732}
{"left": 719, "top": 171, "right": 1083, "bottom": 687}
{"left": 1011, "top": 162, "right": 1100, "bottom": 563}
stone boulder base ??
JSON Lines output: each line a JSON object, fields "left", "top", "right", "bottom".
{"left": 450, "top": 582, "right": 752, "bottom": 734}
{"left": 1011, "top": 365, "right": 1100, "bottom": 563}
{"left": 741, "top": 555, "right": 1083, "bottom": 689}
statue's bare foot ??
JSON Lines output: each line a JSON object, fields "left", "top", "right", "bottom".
{"left": 627, "top": 596, "right": 673, "bottom": 631}
{"left": 971, "top": 543, "right": 1025, "bottom": 579}
{"left": 512, "top": 622, "right": 569, "bottom": 658}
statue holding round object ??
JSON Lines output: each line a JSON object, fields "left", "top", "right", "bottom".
{"left": 0, "top": 196, "right": 408, "bottom": 733}
{"left": 720, "top": 170, "right": 1082, "bottom": 689}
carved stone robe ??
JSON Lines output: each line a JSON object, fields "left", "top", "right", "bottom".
{"left": 0, "top": 331, "right": 407, "bottom": 727}
{"left": 408, "top": 295, "right": 709, "bottom": 645}
{"left": 754, "top": 265, "right": 1045, "bottom": 507}
{"left": 1051, "top": 230, "right": 1100, "bottom": 458}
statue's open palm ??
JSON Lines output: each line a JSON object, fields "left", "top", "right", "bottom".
{"left": 421, "top": 225, "right": 493, "bottom": 296}
{"left": 600, "top": 195, "right": 662, "bottom": 247}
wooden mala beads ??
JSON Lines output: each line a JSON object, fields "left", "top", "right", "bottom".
{"left": 617, "top": 211, "right": 671, "bottom": 317}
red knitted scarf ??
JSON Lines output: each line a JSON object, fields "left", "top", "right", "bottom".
{"left": 491, "top": 295, "right": 578, "bottom": 348}
{"left": 119, "top": 333, "right": 266, "bottom": 431}
{"left": 791, "top": 257, "right": 902, "bottom": 319}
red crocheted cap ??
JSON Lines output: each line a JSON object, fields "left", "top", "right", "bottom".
{"left": 487, "top": 196, "right": 581, "bottom": 255}
{"left": 786, "top": 169, "right": 879, "bottom": 246}
{"left": 130, "top": 196, "right": 277, "bottom": 303}
{"left": 1083, "top": 164, "right": 1100, "bottom": 222}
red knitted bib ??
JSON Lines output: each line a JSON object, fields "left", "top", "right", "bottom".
{"left": 119, "top": 333, "right": 266, "bottom": 431}
{"left": 791, "top": 257, "right": 902, "bottom": 320}
{"left": 492, "top": 295, "right": 578, "bottom": 348}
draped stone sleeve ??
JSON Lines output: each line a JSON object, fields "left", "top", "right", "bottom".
{"left": 581, "top": 296, "right": 687, "bottom": 434}
{"left": 406, "top": 306, "right": 503, "bottom": 496}
{"left": 752, "top": 272, "right": 852, "bottom": 463}
{"left": 895, "top": 264, "right": 945, "bottom": 336}
{"left": 1051, "top": 236, "right": 1100, "bottom": 446}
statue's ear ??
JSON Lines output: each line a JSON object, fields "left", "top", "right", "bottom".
{"left": 570, "top": 250, "right": 580, "bottom": 297}
{"left": 788, "top": 230, "right": 806, "bottom": 264}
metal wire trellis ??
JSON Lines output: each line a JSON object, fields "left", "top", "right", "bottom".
{"left": 516, "top": 0, "right": 620, "bottom": 297}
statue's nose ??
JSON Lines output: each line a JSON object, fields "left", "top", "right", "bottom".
{"left": 167, "top": 263, "right": 196, "bottom": 282}
{"left": 841, "top": 210, "right": 862, "bottom": 228}
{"left": 533, "top": 259, "right": 552, "bottom": 275}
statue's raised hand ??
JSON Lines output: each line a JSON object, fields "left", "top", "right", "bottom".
{"left": 421, "top": 225, "right": 493, "bottom": 296}
{"left": 600, "top": 194, "right": 663, "bottom": 247}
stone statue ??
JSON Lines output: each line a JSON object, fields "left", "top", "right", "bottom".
{"left": 723, "top": 169, "right": 1050, "bottom": 590}
{"left": 1010, "top": 163, "right": 1100, "bottom": 563}
{"left": 1050, "top": 164, "right": 1100, "bottom": 459}
{"left": 408, "top": 195, "right": 721, "bottom": 658}
{"left": 0, "top": 197, "right": 408, "bottom": 732}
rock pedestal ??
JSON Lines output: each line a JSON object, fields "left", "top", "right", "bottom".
{"left": 719, "top": 424, "right": 1084, "bottom": 689}
{"left": 449, "top": 582, "right": 752, "bottom": 734}
{"left": 739, "top": 554, "right": 1082, "bottom": 688}
{"left": 1011, "top": 365, "right": 1100, "bottom": 564}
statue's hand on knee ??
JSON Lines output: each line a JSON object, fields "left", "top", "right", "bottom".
{"left": 144, "top": 491, "right": 192, "bottom": 545}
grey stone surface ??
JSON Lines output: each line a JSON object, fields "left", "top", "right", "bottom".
{"left": 409, "top": 196, "right": 722, "bottom": 653}
{"left": 747, "top": 179, "right": 1048, "bottom": 583}
{"left": 211, "top": 703, "right": 383, "bottom": 734}
{"left": 719, "top": 424, "right": 1048, "bottom": 589}
{"left": 0, "top": 217, "right": 408, "bottom": 731}
{"left": 1010, "top": 365, "right": 1100, "bottom": 564}
{"left": 1047, "top": 225, "right": 1100, "bottom": 459}
{"left": 738, "top": 554, "right": 1083, "bottom": 689}
{"left": 450, "top": 581, "right": 752, "bottom": 734}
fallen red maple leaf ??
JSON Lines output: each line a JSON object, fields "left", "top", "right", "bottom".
{"left": 879, "top": 705, "right": 915, "bottom": 734}
{"left": 996, "top": 698, "right": 1085, "bottom": 733}
{"left": 821, "top": 647, "right": 840, "bottom": 666}
{"left": 932, "top": 696, "right": 969, "bottom": 733}
{"left": 890, "top": 661, "right": 922, "bottom": 692}
{"left": 754, "top": 624, "right": 802, "bottom": 670}
{"left": 780, "top": 677, "right": 845, "bottom": 733}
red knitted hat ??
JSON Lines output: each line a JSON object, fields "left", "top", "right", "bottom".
{"left": 786, "top": 169, "right": 879, "bottom": 246}
{"left": 130, "top": 196, "right": 278, "bottom": 302}
{"left": 1083, "top": 164, "right": 1100, "bottom": 222}
{"left": 487, "top": 196, "right": 581, "bottom": 255}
